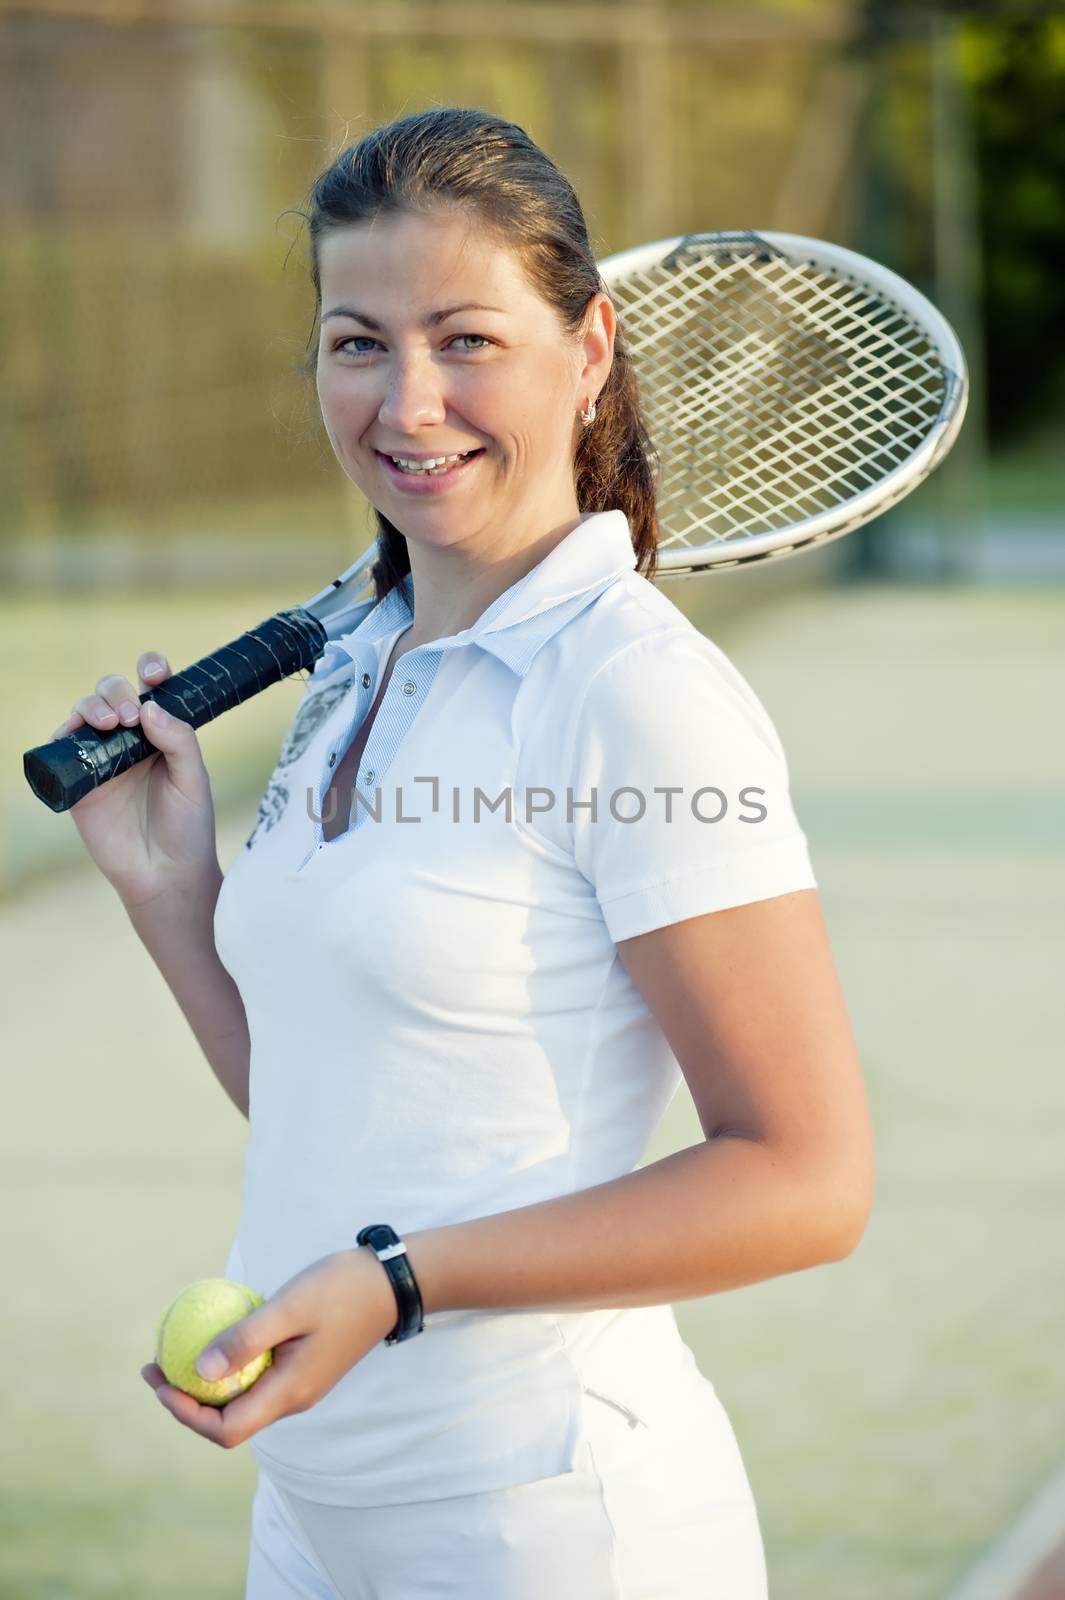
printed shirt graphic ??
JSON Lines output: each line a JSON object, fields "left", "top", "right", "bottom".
{"left": 244, "top": 679, "right": 353, "bottom": 851}
{"left": 213, "top": 508, "right": 818, "bottom": 1506}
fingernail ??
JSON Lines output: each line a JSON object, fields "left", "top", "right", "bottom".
{"left": 145, "top": 701, "right": 170, "bottom": 725}
{"left": 196, "top": 1347, "right": 227, "bottom": 1380}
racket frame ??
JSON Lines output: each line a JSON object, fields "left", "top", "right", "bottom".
{"left": 596, "top": 230, "right": 969, "bottom": 573}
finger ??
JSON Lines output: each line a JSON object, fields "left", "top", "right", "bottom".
{"left": 141, "top": 1346, "right": 294, "bottom": 1449}
{"left": 94, "top": 672, "right": 145, "bottom": 728}
{"left": 142, "top": 1358, "right": 235, "bottom": 1446}
{"left": 153, "top": 1376, "right": 230, "bottom": 1444}
{"left": 195, "top": 1317, "right": 263, "bottom": 1383}
{"left": 62, "top": 683, "right": 135, "bottom": 736}
{"left": 64, "top": 694, "right": 121, "bottom": 733}
{"left": 136, "top": 696, "right": 202, "bottom": 782}
{"left": 138, "top": 652, "right": 169, "bottom": 691}
{"left": 206, "top": 1342, "right": 309, "bottom": 1450}
{"left": 50, "top": 711, "right": 85, "bottom": 740}
{"left": 192, "top": 1295, "right": 297, "bottom": 1391}
{"left": 149, "top": 1350, "right": 298, "bottom": 1450}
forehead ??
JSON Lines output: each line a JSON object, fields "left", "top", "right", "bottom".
{"left": 317, "top": 209, "right": 541, "bottom": 314}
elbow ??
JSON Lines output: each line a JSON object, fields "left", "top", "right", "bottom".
{"left": 818, "top": 1164, "right": 877, "bottom": 1262}
{"left": 778, "top": 1133, "right": 876, "bottom": 1264}
{"left": 798, "top": 1110, "right": 877, "bottom": 1264}
{"left": 825, "top": 1207, "right": 873, "bottom": 1262}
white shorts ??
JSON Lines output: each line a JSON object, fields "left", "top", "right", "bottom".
{"left": 244, "top": 1375, "right": 769, "bottom": 1599}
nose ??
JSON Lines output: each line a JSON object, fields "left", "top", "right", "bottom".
{"left": 376, "top": 351, "right": 447, "bottom": 433}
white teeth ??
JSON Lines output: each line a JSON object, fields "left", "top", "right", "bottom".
{"left": 389, "top": 452, "right": 472, "bottom": 474}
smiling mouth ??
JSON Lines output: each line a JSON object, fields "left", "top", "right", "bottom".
{"left": 377, "top": 449, "right": 485, "bottom": 477}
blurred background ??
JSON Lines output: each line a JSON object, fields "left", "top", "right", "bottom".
{"left": 2, "top": 1, "right": 1062, "bottom": 1597}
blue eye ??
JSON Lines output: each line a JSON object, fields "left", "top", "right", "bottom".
{"left": 331, "top": 333, "right": 493, "bottom": 358}
{"left": 334, "top": 336, "right": 378, "bottom": 356}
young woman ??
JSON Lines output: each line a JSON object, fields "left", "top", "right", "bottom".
{"left": 56, "top": 108, "right": 875, "bottom": 1599}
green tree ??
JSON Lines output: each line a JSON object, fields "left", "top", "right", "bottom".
{"left": 962, "top": 6, "right": 1065, "bottom": 443}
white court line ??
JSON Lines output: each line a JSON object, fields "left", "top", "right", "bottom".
{"left": 944, "top": 1459, "right": 1065, "bottom": 1600}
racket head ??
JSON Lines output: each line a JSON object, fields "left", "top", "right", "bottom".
{"left": 598, "top": 230, "right": 969, "bottom": 573}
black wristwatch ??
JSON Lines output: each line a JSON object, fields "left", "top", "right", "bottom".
{"left": 356, "top": 1223, "right": 426, "bottom": 1345}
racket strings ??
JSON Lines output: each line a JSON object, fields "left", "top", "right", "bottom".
{"left": 611, "top": 243, "right": 949, "bottom": 551}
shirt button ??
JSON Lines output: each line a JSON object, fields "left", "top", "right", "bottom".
{"left": 402, "top": 679, "right": 416, "bottom": 695}
{"left": 365, "top": 769, "right": 375, "bottom": 783}
{"left": 327, "top": 752, "right": 336, "bottom": 767}
{"left": 361, "top": 673, "right": 371, "bottom": 688}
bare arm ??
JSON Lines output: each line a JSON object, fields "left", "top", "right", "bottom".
{"left": 124, "top": 867, "right": 250, "bottom": 1121}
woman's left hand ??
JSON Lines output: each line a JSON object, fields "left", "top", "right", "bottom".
{"left": 140, "top": 1248, "right": 399, "bottom": 1449}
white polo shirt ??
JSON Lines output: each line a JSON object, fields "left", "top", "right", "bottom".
{"left": 214, "top": 508, "right": 817, "bottom": 1507}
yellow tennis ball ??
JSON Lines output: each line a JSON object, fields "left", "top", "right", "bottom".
{"left": 155, "top": 1277, "right": 273, "bottom": 1407}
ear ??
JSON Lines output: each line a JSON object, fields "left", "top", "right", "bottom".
{"left": 577, "top": 291, "right": 616, "bottom": 407}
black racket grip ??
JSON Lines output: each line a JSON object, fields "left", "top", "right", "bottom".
{"left": 24, "top": 606, "right": 328, "bottom": 814}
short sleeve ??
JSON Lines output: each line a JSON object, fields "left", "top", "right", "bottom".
{"left": 565, "top": 628, "right": 817, "bottom": 942}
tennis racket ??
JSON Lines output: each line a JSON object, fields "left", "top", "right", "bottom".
{"left": 23, "top": 229, "right": 967, "bottom": 814}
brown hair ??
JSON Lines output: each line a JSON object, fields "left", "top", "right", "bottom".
{"left": 296, "top": 106, "right": 659, "bottom": 601}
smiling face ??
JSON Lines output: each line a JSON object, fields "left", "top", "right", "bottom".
{"left": 314, "top": 207, "right": 613, "bottom": 564}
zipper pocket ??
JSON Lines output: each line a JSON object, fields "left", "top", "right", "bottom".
{"left": 583, "top": 1385, "right": 647, "bottom": 1430}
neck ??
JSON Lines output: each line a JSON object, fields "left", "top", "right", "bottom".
{"left": 399, "top": 508, "right": 588, "bottom": 650}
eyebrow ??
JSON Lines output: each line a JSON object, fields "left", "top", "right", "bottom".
{"left": 321, "top": 302, "right": 506, "bottom": 330}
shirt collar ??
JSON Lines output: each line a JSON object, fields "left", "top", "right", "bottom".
{"left": 315, "top": 509, "right": 637, "bottom": 681}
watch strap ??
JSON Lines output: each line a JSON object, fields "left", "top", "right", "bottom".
{"left": 356, "top": 1222, "right": 426, "bottom": 1345}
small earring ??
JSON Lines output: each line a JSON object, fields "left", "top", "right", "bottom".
{"left": 579, "top": 400, "right": 597, "bottom": 426}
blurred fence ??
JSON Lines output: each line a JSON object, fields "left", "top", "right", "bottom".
{"left": 1, "top": 0, "right": 879, "bottom": 589}
{"left": 1, "top": 0, "right": 1058, "bottom": 591}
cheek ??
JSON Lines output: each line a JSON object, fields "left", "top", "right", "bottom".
{"left": 318, "top": 367, "right": 359, "bottom": 418}
{"left": 317, "top": 375, "right": 380, "bottom": 457}
{"left": 480, "top": 364, "right": 560, "bottom": 428}
{"left": 509, "top": 386, "right": 575, "bottom": 456}
{"left": 316, "top": 366, "right": 340, "bottom": 429}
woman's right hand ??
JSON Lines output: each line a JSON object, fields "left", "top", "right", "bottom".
{"left": 51, "top": 652, "right": 220, "bottom": 908}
